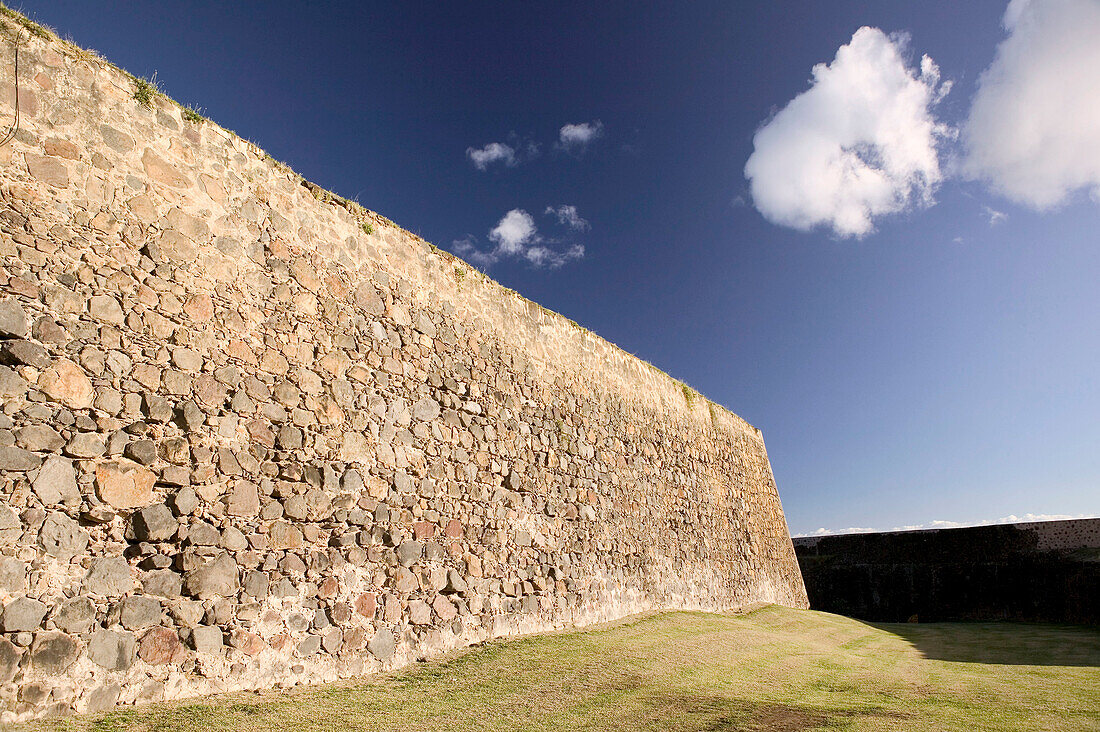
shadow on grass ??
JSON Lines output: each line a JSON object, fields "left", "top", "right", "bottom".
{"left": 643, "top": 693, "right": 907, "bottom": 732}
{"left": 868, "top": 620, "right": 1100, "bottom": 667}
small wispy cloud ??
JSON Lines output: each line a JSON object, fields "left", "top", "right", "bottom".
{"left": 451, "top": 236, "right": 498, "bottom": 270}
{"left": 466, "top": 134, "right": 541, "bottom": 171}
{"left": 795, "top": 512, "right": 1093, "bottom": 538}
{"left": 451, "top": 206, "right": 589, "bottom": 270}
{"left": 557, "top": 120, "right": 604, "bottom": 154}
{"left": 545, "top": 204, "right": 590, "bottom": 231}
{"left": 524, "top": 243, "right": 585, "bottom": 268}
{"left": 466, "top": 142, "right": 517, "bottom": 171}
{"left": 983, "top": 205, "right": 1008, "bottom": 225}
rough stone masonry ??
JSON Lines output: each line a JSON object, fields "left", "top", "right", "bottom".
{"left": 0, "top": 14, "right": 807, "bottom": 721}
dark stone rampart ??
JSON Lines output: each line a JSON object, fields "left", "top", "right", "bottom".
{"left": 793, "top": 519, "right": 1099, "bottom": 623}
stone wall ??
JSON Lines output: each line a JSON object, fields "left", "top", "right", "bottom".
{"left": 0, "top": 15, "right": 806, "bottom": 722}
{"left": 793, "top": 519, "right": 1099, "bottom": 624}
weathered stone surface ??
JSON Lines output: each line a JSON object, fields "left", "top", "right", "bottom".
{"left": 0, "top": 365, "right": 27, "bottom": 398}
{"left": 268, "top": 521, "right": 303, "bottom": 550}
{"left": 408, "top": 599, "right": 431, "bottom": 625}
{"left": 296, "top": 634, "right": 321, "bottom": 657}
{"left": 65, "top": 431, "right": 107, "bottom": 458}
{"left": 17, "top": 424, "right": 64, "bottom": 452}
{"left": 170, "top": 486, "right": 200, "bottom": 516}
{"left": 32, "top": 456, "right": 80, "bottom": 506}
{"left": 226, "top": 481, "right": 259, "bottom": 516}
{"left": 55, "top": 597, "right": 96, "bottom": 634}
{"left": 0, "top": 637, "right": 21, "bottom": 683}
{"left": 124, "top": 439, "right": 157, "bottom": 464}
{"left": 96, "top": 460, "right": 155, "bottom": 509}
{"left": 86, "top": 682, "right": 122, "bottom": 714}
{"left": 89, "top": 295, "right": 125, "bottom": 325}
{"left": 88, "top": 629, "right": 136, "bottom": 671}
{"left": 396, "top": 540, "right": 423, "bottom": 568}
{"left": 25, "top": 153, "right": 69, "bottom": 187}
{"left": 131, "top": 504, "right": 177, "bottom": 541}
{"left": 29, "top": 631, "right": 78, "bottom": 673}
{"left": 230, "top": 629, "right": 264, "bottom": 656}
{"left": 182, "top": 553, "right": 239, "bottom": 599}
{"left": 142, "top": 149, "right": 190, "bottom": 189}
{"left": 1, "top": 338, "right": 50, "bottom": 368}
{"left": 368, "top": 628, "right": 396, "bottom": 661}
{"left": 39, "top": 511, "right": 89, "bottom": 559}
{"left": 242, "top": 570, "right": 269, "bottom": 598}
{"left": 0, "top": 445, "right": 41, "bottom": 471}
{"left": 138, "top": 627, "right": 182, "bottom": 664}
{"left": 190, "top": 625, "right": 223, "bottom": 654}
{"left": 1, "top": 596, "right": 47, "bottom": 632}
{"left": 354, "top": 592, "right": 376, "bottom": 619}
{"left": 432, "top": 594, "right": 457, "bottom": 622}
{"left": 0, "top": 506, "right": 21, "bottom": 547}
{"left": 412, "top": 397, "right": 441, "bottom": 421}
{"left": 84, "top": 556, "right": 133, "bottom": 597}
{"left": 142, "top": 569, "right": 182, "bottom": 598}
{"left": 38, "top": 358, "right": 94, "bottom": 409}
{"left": 0, "top": 556, "right": 26, "bottom": 592}
{"left": 119, "top": 596, "right": 162, "bottom": 630}
{"left": 0, "top": 299, "right": 29, "bottom": 338}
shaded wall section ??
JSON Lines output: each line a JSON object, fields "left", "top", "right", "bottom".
{"left": 0, "top": 13, "right": 805, "bottom": 722}
{"left": 794, "top": 519, "right": 1099, "bottom": 624}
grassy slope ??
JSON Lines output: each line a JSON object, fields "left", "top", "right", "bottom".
{"left": 31, "top": 607, "right": 1100, "bottom": 732}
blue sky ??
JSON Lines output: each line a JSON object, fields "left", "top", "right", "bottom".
{"left": 29, "top": 1, "right": 1099, "bottom": 535}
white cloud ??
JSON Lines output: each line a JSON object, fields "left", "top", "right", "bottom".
{"left": 466, "top": 142, "right": 517, "bottom": 171}
{"left": 525, "top": 243, "right": 585, "bottom": 268}
{"left": 983, "top": 205, "right": 1008, "bottom": 225}
{"left": 488, "top": 209, "right": 538, "bottom": 254}
{"left": 451, "top": 236, "right": 498, "bottom": 270}
{"left": 558, "top": 120, "right": 604, "bottom": 153}
{"left": 744, "top": 27, "right": 951, "bottom": 238}
{"left": 545, "top": 204, "right": 590, "bottom": 231}
{"left": 962, "top": 0, "right": 1100, "bottom": 208}
{"left": 795, "top": 512, "right": 1093, "bottom": 538}
{"left": 452, "top": 208, "right": 587, "bottom": 270}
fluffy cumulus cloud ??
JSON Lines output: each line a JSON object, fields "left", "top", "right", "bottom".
{"left": 488, "top": 209, "right": 538, "bottom": 254}
{"left": 545, "top": 204, "right": 590, "bottom": 231}
{"left": 451, "top": 207, "right": 587, "bottom": 269}
{"left": 557, "top": 120, "right": 604, "bottom": 153}
{"left": 466, "top": 142, "right": 517, "bottom": 171}
{"left": 744, "top": 27, "right": 951, "bottom": 238}
{"left": 962, "top": 0, "right": 1100, "bottom": 208}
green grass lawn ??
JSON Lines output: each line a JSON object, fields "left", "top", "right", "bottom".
{"left": 30, "top": 606, "right": 1100, "bottom": 732}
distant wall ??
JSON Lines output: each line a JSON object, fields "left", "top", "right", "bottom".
{"left": 0, "top": 15, "right": 806, "bottom": 722}
{"left": 793, "top": 519, "right": 1099, "bottom": 624}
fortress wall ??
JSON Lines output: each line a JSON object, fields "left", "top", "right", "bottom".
{"left": 793, "top": 519, "right": 1099, "bottom": 623}
{"left": 0, "top": 17, "right": 806, "bottom": 721}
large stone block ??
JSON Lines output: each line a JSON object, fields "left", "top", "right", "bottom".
{"left": 84, "top": 557, "right": 133, "bottom": 597}
{"left": 38, "top": 358, "right": 93, "bottom": 409}
{"left": 0, "top": 300, "right": 28, "bottom": 338}
{"left": 39, "top": 511, "right": 89, "bottom": 559}
{"left": 96, "top": 460, "right": 155, "bottom": 509}
{"left": 131, "top": 504, "right": 177, "bottom": 542}
{"left": 87, "top": 629, "right": 136, "bottom": 671}
{"left": 32, "top": 456, "right": 80, "bottom": 506}
{"left": 29, "top": 631, "right": 78, "bottom": 673}
{"left": 0, "top": 596, "right": 47, "bottom": 632}
{"left": 182, "top": 553, "right": 239, "bottom": 599}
